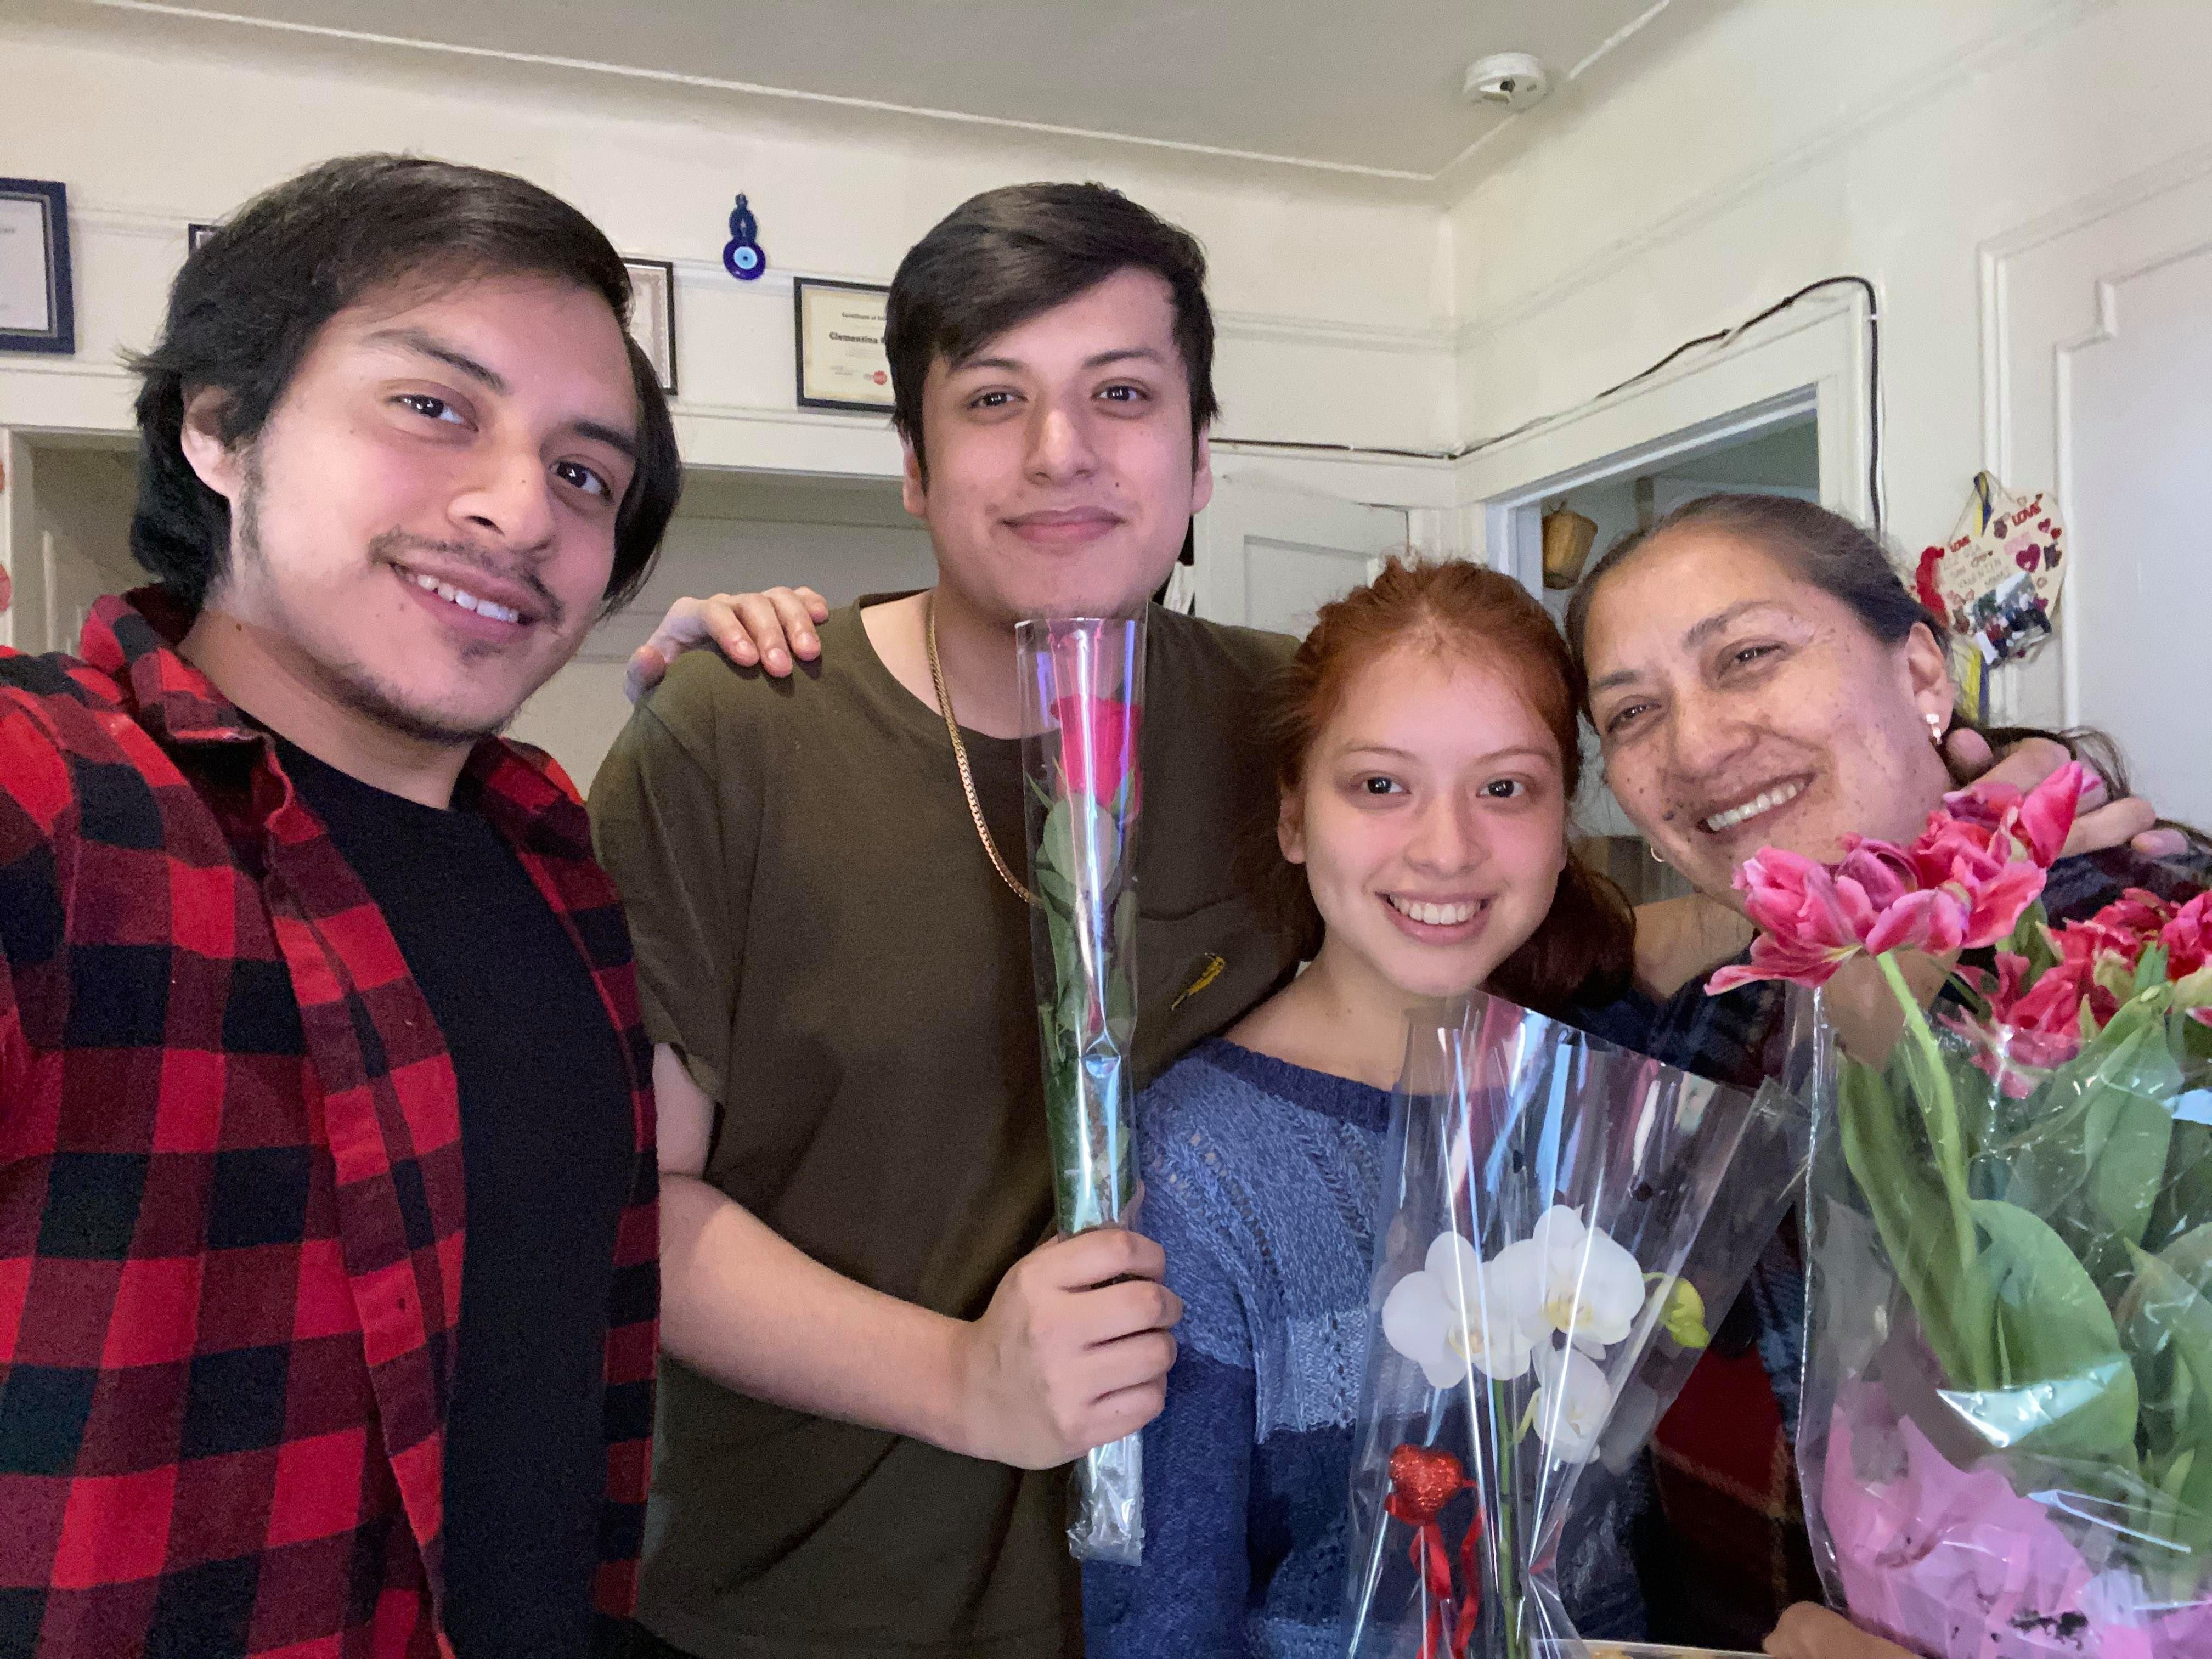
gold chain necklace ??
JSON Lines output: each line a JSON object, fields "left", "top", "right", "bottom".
{"left": 926, "top": 597, "right": 1040, "bottom": 908}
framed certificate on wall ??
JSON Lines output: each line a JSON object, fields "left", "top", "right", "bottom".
{"left": 793, "top": 278, "right": 893, "bottom": 412}
{"left": 623, "top": 257, "right": 678, "bottom": 397}
{"left": 0, "top": 178, "right": 75, "bottom": 356}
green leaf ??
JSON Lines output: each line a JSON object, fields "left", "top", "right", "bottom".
{"left": 1041, "top": 794, "right": 1077, "bottom": 885}
{"left": 1042, "top": 904, "right": 1084, "bottom": 1040}
{"left": 1874, "top": 955, "right": 1977, "bottom": 1251}
{"left": 2001, "top": 1011, "right": 2186, "bottom": 1274}
{"left": 2115, "top": 1239, "right": 2212, "bottom": 1555}
{"left": 1840, "top": 1058, "right": 1994, "bottom": 1388}
{"left": 1962, "top": 1198, "right": 2139, "bottom": 1465}
{"left": 1037, "top": 859, "right": 1076, "bottom": 911}
{"left": 1104, "top": 889, "right": 1137, "bottom": 1032}
{"left": 2010, "top": 901, "right": 2060, "bottom": 981}
{"left": 2162, "top": 1445, "right": 2199, "bottom": 1503}
{"left": 2137, "top": 943, "right": 2172, "bottom": 1000}
{"left": 1112, "top": 765, "right": 1137, "bottom": 821}
{"left": 2083, "top": 1085, "right": 2175, "bottom": 1266}
{"left": 2181, "top": 1011, "right": 2212, "bottom": 1072}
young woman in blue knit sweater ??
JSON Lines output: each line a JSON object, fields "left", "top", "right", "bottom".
{"left": 1084, "top": 556, "right": 1646, "bottom": 1657}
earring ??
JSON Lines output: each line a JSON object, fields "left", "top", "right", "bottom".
{"left": 1927, "top": 710, "right": 1946, "bottom": 746}
{"left": 1649, "top": 843, "right": 1667, "bottom": 865}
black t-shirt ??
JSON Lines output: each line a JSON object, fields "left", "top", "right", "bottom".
{"left": 278, "top": 737, "right": 634, "bottom": 1659}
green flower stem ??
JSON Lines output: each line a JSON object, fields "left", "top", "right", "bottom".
{"left": 1484, "top": 1377, "right": 1525, "bottom": 1659}
{"left": 1872, "top": 949, "right": 1991, "bottom": 1385}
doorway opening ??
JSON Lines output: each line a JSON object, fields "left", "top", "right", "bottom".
{"left": 2, "top": 432, "right": 142, "bottom": 663}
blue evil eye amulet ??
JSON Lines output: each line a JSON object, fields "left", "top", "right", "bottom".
{"left": 723, "top": 195, "right": 766, "bottom": 280}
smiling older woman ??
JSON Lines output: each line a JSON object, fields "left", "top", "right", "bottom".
{"left": 1562, "top": 493, "right": 2211, "bottom": 1658}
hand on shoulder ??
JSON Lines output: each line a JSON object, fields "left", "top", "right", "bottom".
{"left": 625, "top": 585, "right": 830, "bottom": 702}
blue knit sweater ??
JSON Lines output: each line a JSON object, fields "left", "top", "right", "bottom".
{"left": 1083, "top": 1038, "right": 1647, "bottom": 1658}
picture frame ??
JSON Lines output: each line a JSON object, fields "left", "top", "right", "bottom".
{"left": 0, "top": 177, "right": 75, "bottom": 356}
{"left": 793, "top": 277, "right": 893, "bottom": 413}
{"left": 623, "top": 257, "right": 678, "bottom": 397}
{"left": 188, "top": 223, "right": 221, "bottom": 253}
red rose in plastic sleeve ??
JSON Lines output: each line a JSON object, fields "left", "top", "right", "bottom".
{"left": 1051, "top": 693, "right": 1142, "bottom": 815}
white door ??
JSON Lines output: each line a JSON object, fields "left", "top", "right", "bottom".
{"left": 1988, "top": 160, "right": 2212, "bottom": 831}
{"left": 2065, "top": 248, "right": 2212, "bottom": 830}
{"left": 1190, "top": 477, "right": 1406, "bottom": 637}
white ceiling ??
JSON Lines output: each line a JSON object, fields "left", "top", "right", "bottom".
{"left": 78, "top": 0, "right": 1689, "bottom": 180}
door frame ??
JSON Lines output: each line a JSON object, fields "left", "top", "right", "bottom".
{"left": 1190, "top": 471, "right": 1409, "bottom": 629}
{"left": 1452, "top": 295, "right": 1871, "bottom": 589}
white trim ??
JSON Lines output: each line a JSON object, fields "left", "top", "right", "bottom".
{"left": 1451, "top": 296, "right": 1866, "bottom": 586}
{"left": 66, "top": 199, "right": 1455, "bottom": 363}
{"left": 1215, "top": 311, "right": 1453, "bottom": 358}
{"left": 1980, "top": 141, "right": 2212, "bottom": 486}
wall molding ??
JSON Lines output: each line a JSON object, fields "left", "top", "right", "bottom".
{"left": 66, "top": 200, "right": 1455, "bottom": 363}
{"left": 1978, "top": 138, "right": 2212, "bottom": 479}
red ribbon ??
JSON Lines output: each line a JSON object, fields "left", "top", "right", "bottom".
{"left": 1452, "top": 1508, "right": 1484, "bottom": 1656}
{"left": 1384, "top": 1444, "right": 1483, "bottom": 1659}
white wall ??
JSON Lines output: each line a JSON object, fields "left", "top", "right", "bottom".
{"left": 10, "top": 0, "right": 2199, "bottom": 730}
{"left": 1444, "top": 0, "right": 2212, "bottom": 720}
{"left": 0, "top": 7, "right": 1455, "bottom": 474}
{"left": 507, "top": 471, "right": 933, "bottom": 788}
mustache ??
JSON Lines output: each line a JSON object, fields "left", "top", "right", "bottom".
{"left": 369, "top": 529, "right": 566, "bottom": 628}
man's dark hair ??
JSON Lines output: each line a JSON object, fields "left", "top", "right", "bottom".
{"left": 885, "top": 182, "right": 1218, "bottom": 481}
{"left": 129, "top": 153, "right": 681, "bottom": 611}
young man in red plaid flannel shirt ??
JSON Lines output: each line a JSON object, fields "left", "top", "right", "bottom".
{"left": 0, "top": 155, "right": 683, "bottom": 1657}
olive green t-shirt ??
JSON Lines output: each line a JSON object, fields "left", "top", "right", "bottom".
{"left": 588, "top": 600, "right": 1306, "bottom": 1658}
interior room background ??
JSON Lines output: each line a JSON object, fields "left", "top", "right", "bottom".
{"left": 3, "top": 0, "right": 2204, "bottom": 855}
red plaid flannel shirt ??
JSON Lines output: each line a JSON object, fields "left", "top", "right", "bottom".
{"left": 0, "top": 591, "right": 658, "bottom": 1657}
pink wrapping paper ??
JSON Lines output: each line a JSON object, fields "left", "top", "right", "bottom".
{"left": 1824, "top": 1383, "right": 2212, "bottom": 1658}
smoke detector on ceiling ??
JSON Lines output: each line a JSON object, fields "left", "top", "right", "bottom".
{"left": 1463, "top": 52, "right": 1551, "bottom": 112}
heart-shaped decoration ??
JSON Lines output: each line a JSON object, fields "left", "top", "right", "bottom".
{"left": 1386, "top": 1442, "right": 1469, "bottom": 1523}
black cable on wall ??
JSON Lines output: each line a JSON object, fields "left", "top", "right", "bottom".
{"left": 1210, "top": 274, "right": 1887, "bottom": 537}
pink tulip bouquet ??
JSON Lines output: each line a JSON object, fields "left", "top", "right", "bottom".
{"left": 1017, "top": 616, "right": 1147, "bottom": 1564}
{"left": 1714, "top": 763, "right": 2212, "bottom": 1656}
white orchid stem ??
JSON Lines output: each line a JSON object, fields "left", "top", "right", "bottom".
{"left": 1482, "top": 1375, "right": 1528, "bottom": 1659}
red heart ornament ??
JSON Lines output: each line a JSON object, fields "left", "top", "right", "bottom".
{"left": 1386, "top": 1443, "right": 1469, "bottom": 1524}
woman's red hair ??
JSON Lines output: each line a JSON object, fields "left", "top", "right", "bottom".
{"left": 1255, "top": 555, "right": 1634, "bottom": 1012}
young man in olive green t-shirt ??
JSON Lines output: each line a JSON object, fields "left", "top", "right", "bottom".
{"left": 590, "top": 184, "right": 1309, "bottom": 1658}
